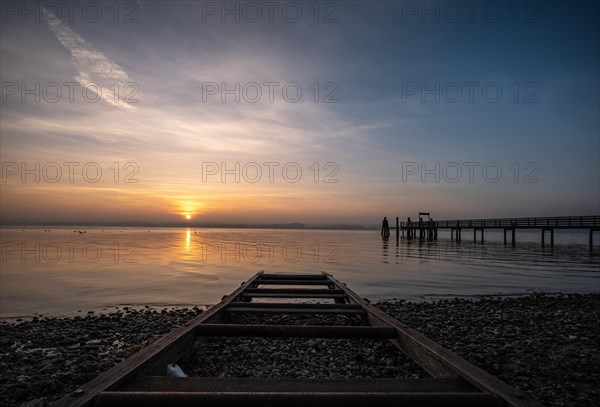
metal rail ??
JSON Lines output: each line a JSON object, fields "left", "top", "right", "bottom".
{"left": 400, "top": 215, "right": 600, "bottom": 229}
{"left": 53, "top": 271, "right": 541, "bottom": 407}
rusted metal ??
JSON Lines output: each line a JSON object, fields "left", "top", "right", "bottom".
{"left": 226, "top": 302, "right": 363, "bottom": 310}
{"left": 53, "top": 271, "right": 542, "bottom": 407}
{"left": 91, "top": 391, "right": 504, "bottom": 407}
{"left": 225, "top": 306, "right": 367, "bottom": 315}
{"left": 244, "top": 288, "right": 344, "bottom": 294}
{"left": 242, "top": 291, "right": 348, "bottom": 299}
{"left": 119, "top": 377, "right": 478, "bottom": 393}
{"left": 194, "top": 323, "right": 396, "bottom": 338}
{"left": 260, "top": 273, "right": 328, "bottom": 280}
{"left": 257, "top": 279, "right": 331, "bottom": 285}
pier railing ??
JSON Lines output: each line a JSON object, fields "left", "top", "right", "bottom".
{"left": 400, "top": 215, "right": 600, "bottom": 229}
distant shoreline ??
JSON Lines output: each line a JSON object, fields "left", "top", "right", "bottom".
{"left": 2, "top": 224, "right": 597, "bottom": 233}
{"left": 0, "top": 223, "right": 378, "bottom": 231}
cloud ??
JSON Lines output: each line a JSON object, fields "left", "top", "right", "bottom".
{"left": 44, "top": 9, "right": 135, "bottom": 110}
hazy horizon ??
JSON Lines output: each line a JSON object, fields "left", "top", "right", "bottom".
{"left": 1, "top": 1, "right": 599, "bottom": 224}
{"left": 2, "top": 215, "right": 599, "bottom": 229}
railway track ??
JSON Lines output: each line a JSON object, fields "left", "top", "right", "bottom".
{"left": 54, "top": 271, "right": 541, "bottom": 407}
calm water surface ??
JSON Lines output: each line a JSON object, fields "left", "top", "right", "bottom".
{"left": 1, "top": 227, "right": 599, "bottom": 318}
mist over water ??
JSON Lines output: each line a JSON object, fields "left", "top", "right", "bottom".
{"left": 1, "top": 227, "right": 598, "bottom": 318}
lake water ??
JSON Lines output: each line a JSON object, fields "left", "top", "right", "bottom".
{"left": 1, "top": 227, "right": 599, "bottom": 318}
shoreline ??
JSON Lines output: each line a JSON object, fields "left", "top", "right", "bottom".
{"left": 1, "top": 293, "right": 598, "bottom": 406}
{"left": 0, "top": 304, "right": 211, "bottom": 324}
{"left": 3, "top": 289, "right": 598, "bottom": 322}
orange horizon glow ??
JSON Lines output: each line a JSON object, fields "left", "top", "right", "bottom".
{"left": 0, "top": 180, "right": 502, "bottom": 224}
{"left": 0, "top": 170, "right": 564, "bottom": 224}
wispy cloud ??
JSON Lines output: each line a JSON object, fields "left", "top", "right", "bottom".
{"left": 45, "top": 9, "right": 135, "bottom": 110}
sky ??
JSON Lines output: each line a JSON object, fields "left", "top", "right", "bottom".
{"left": 0, "top": 0, "right": 599, "bottom": 225}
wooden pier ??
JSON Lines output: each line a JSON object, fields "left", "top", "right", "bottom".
{"left": 384, "top": 215, "right": 600, "bottom": 247}
{"left": 54, "top": 272, "right": 540, "bottom": 407}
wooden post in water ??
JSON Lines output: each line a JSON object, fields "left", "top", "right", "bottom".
{"left": 473, "top": 228, "right": 484, "bottom": 243}
{"left": 590, "top": 229, "right": 597, "bottom": 248}
{"left": 541, "top": 228, "right": 554, "bottom": 246}
{"left": 396, "top": 217, "right": 399, "bottom": 240}
{"left": 381, "top": 217, "right": 390, "bottom": 239}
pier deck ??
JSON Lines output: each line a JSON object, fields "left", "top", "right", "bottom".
{"left": 387, "top": 215, "right": 599, "bottom": 246}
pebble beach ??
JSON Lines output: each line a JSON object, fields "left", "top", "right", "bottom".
{"left": 1, "top": 293, "right": 598, "bottom": 407}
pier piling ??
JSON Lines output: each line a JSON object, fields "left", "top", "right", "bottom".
{"left": 541, "top": 228, "right": 554, "bottom": 246}
{"left": 590, "top": 228, "right": 600, "bottom": 248}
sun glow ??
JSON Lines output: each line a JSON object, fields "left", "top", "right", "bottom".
{"left": 175, "top": 199, "right": 201, "bottom": 221}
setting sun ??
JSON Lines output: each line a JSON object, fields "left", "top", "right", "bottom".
{"left": 185, "top": 215, "right": 191, "bottom": 220}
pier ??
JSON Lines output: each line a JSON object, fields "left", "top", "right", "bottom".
{"left": 383, "top": 215, "right": 600, "bottom": 247}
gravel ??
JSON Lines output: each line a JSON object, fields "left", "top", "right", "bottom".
{"left": 1, "top": 294, "right": 598, "bottom": 406}
{"left": 0, "top": 307, "right": 203, "bottom": 407}
{"left": 377, "top": 293, "right": 600, "bottom": 407}
{"left": 185, "top": 336, "right": 426, "bottom": 380}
